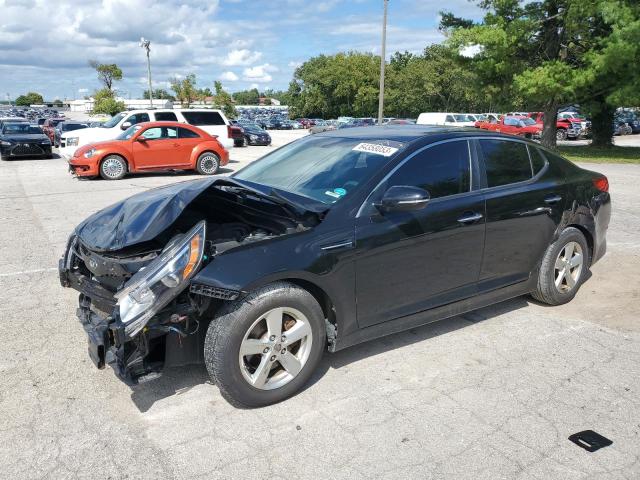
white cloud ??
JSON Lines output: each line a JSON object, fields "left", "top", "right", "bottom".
{"left": 221, "top": 49, "right": 263, "bottom": 66}
{"left": 288, "top": 60, "right": 302, "bottom": 68}
{"left": 219, "top": 71, "right": 239, "bottom": 81}
{"left": 242, "top": 63, "right": 278, "bottom": 83}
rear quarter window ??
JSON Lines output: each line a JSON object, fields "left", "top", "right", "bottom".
{"left": 530, "top": 147, "right": 547, "bottom": 174}
{"left": 479, "top": 139, "right": 532, "bottom": 187}
{"left": 178, "top": 127, "right": 201, "bottom": 139}
{"left": 182, "top": 111, "right": 226, "bottom": 126}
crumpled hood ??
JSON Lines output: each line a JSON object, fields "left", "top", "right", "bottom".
{"left": 75, "top": 178, "right": 218, "bottom": 252}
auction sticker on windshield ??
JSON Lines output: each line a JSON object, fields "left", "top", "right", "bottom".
{"left": 352, "top": 142, "right": 399, "bottom": 157}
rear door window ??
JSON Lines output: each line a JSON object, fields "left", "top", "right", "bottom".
{"left": 154, "top": 111, "right": 178, "bottom": 122}
{"left": 478, "top": 139, "right": 532, "bottom": 187}
{"left": 182, "top": 111, "right": 225, "bottom": 126}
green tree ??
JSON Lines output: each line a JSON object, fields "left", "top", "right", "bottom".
{"left": 170, "top": 74, "right": 198, "bottom": 107}
{"left": 92, "top": 88, "right": 125, "bottom": 116}
{"left": 443, "top": 0, "right": 640, "bottom": 147}
{"left": 52, "top": 98, "right": 63, "bottom": 107}
{"left": 15, "top": 92, "right": 44, "bottom": 106}
{"left": 89, "top": 61, "right": 123, "bottom": 91}
{"left": 143, "top": 89, "right": 175, "bottom": 101}
{"left": 233, "top": 88, "right": 260, "bottom": 105}
{"left": 214, "top": 81, "right": 236, "bottom": 118}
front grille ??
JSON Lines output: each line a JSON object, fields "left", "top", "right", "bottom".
{"left": 190, "top": 283, "right": 240, "bottom": 301}
{"left": 11, "top": 143, "right": 44, "bottom": 156}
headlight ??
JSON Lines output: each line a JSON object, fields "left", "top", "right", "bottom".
{"left": 115, "top": 220, "right": 206, "bottom": 337}
{"left": 250, "top": 135, "right": 258, "bottom": 140}
{"left": 66, "top": 137, "right": 79, "bottom": 147}
{"left": 1, "top": 140, "right": 11, "bottom": 146}
{"left": 41, "top": 139, "right": 51, "bottom": 145}
{"left": 83, "top": 148, "right": 96, "bottom": 158}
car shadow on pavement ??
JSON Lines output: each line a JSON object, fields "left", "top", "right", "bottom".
{"left": 128, "top": 296, "right": 530, "bottom": 412}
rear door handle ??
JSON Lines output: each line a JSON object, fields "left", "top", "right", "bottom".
{"left": 457, "top": 212, "right": 483, "bottom": 224}
{"left": 544, "top": 195, "right": 562, "bottom": 205}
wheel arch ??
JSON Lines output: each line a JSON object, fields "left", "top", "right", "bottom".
{"left": 566, "top": 223, "right": 594, "bottom": 264}
{"left": 191, "top": 144, "right": 222, "bottom": 168}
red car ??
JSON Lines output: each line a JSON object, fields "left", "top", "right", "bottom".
{"left": 528, "top": 112, "right": 585, "bottom": 140}
{"left": 478, "top": 115, "right": 542, "bottom": 139}
{"left": 42, "top": 118, "right": 65, "bottom": 143}
{"left": 68, "top": 122, "right": 229, "bottom": 180}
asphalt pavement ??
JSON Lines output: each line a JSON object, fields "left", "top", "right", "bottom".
{"left": 0, "top": 130, "right": 638, "bottom": 479}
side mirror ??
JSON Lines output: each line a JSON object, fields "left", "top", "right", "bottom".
{"left": 135, "top": 136, "right": 147, "bottom": 142}
{"left": 375, "top": 186, "right": 430, "bottom": 213}
{"left": 120, "top": 121, "right": 132, "bottom": 130}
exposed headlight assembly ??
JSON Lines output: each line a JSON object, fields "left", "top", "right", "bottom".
{"left": 66, "top": 137, "right": 79, "bottom": 147}
{"left": 115, "top": 220, "right": 206, "bottom": 337}
{"left": 84, "top": 148, "right": 96, "bottom": 158}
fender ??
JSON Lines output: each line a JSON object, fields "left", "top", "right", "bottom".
{"left": 190, "top": 141, "right": 227, "bottom": 169}
{"left": 191, "top": 226, "right": 359, "bottom": 337}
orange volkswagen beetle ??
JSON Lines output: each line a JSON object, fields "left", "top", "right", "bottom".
{"left": 68, "top": 122, "right": 229, "bottom": 180}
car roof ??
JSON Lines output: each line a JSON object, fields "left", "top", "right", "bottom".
{"left": 315, "top": 124, "right": 528, "bottom": 143}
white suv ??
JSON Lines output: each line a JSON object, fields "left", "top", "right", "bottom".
{"left": 60, "top": 109, "right": 234, "bottom": 158}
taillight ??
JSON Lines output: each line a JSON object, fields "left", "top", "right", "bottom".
{"left": 227, "top": 125, "right": 232, "bottom": 138}
{"left": 593, "top": 176, "right": 609, "bottom": 192}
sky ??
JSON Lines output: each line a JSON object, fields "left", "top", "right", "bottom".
{"left": 0, "top": 0, "right": 486, "bottom": 101}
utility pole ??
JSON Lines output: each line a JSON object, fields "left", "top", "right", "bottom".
{"left": 140, "top": 37, "right": 153, "bottom": 107}
{"left": 377, "top": 0, "right": 388, "bottom": 125}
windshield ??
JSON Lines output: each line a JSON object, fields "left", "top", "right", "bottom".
{"left": 102, "top": 113, "right": 126, "bottom": 128}
{"left": 62, "top": 123, "right": 86, "bottom": 131}
{"left": 116, "top": 124, "right": 142, "bottom": 140}
{"left": 234, "top": 136, "right": 404, "bottom": 205}
{"left": 2, "top": 124, "right": 42, "bottom": 135}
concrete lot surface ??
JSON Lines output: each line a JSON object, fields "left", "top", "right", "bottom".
{"left": 0, "top": 130, "right": 639, "bottom": 479}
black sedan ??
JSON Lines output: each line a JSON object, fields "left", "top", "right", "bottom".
{"left": 1, "top": 123, "right": 52, "bottom": 159}
{"left": 59, "top": 126, "right": 610, "bottom": 407}
{"left": 239, "top": 122, "right": 271, "bottom": 145}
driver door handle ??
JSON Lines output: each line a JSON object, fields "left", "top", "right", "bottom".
{"left": 457, "top": 212, "right": 483, "bottom": 224}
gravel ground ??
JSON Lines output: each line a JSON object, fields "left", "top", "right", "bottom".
{"left": 0, "top": 129, "right": 639, "bottom": 479}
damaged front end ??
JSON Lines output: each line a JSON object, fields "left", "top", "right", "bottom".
{"left": 59, "top": 178, "right": 320, "bottom": 384}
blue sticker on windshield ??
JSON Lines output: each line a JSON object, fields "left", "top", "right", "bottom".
{"left": 334, "top": 188, "right": 347, "bottom": 197}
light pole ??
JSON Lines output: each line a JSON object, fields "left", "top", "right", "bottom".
{"left": 140, "top": 37, "right": 153, "bottom": 107}
{"left": 377, "top": 0, "right": 388, "bottom": 125}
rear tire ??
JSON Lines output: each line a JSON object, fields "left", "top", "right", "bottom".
{"left": 531, "top": 227, "right": 590, "bottom": 305}
{"left": 196, "top": 151, "right": 220, "bottom": 175}
{"left": 204, "top": 282, "right": 326, "bottom": 408}
{"left": 99, "top": 155, "right": 127, "bottom": 180}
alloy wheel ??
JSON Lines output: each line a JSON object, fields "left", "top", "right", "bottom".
{"left": 200, "top": 154, "right": 219, "bottom": 174}
{"left": 554, "top": 241, "right": 583, "bottom": 293}
{"left": 102, "top": 157, "right": 124, "bottom": 179}
{"left": 238, "top": 307, "right": 313, "bottom": 390}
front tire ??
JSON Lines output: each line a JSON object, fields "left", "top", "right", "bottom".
{"left": 204, "top": 282, "right": 326, "bottom": 408}
{"left": 196, "top": 151, "right": 220, "bottom": 175}
{"left": 99, "top": 155, "right": 127, "bottom": 180}
{"left": 556, "top": 129, "right": 568, "bottom": 141}
{"left": 531, "top": 227, "right": 590, "bottom": 305}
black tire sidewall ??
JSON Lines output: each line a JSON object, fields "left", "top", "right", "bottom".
{"left": 205, "top": 283, "right": 326, "bottom": 408}
{"left": 196, "top": 152, "right": 219, "bottom": 175}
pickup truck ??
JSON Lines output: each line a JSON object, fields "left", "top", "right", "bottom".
{"left": 528, "top": 112, "right": 587, "bottom": 140}
{"left": 476, "top": 115, "right": 542, "bottom": 139}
